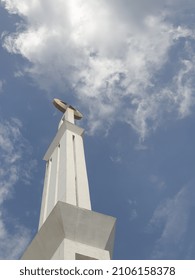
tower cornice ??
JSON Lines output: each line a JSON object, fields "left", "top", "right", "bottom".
{"left": 44, "top": 120, "right": 84, "bottom": 161}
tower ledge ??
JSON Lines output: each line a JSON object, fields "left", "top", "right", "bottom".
{"left": 21, "top": 201, "right": 116, "bottom": 260}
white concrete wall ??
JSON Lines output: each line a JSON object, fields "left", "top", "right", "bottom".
{"left": 23, "top": 108, "right": 116, "bottom": 260}
{"left": 22, "top": 202, "right": 116, "bottom": 260}
{"left": 39, "top": 112, "right": 91, "bottom": 228}
{"left": 52, "top": 239, "right": 110, "bottom": 260}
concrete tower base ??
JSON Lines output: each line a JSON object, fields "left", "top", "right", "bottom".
{"left": 21, "top": 201, "right": 116, "bottom": 260}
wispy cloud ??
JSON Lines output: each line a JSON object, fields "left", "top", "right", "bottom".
{"left": 0, "top": 214, "right": 31, "bottom": 259}
{"left": 0, "top": 118, "right": 36, "bottom": 259}
{"left": 110, "top": 155, "right": 122, "bottom": 164}
{"left": 147, "top": 184, "right": 195, "bottom": 259}
{"left": 1, "top": 0, "right": 195, "bottom": 139}
{"left": 150, "top": 175, "right": 166, "bottom": 191}
{"left": 0, "top": 80, "right": 5, "bottom": 93}
{"left": 128, "top": 199, "right": 138, "bottom": 221}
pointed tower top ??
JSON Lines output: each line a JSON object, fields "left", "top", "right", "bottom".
{"left": 21, "top": 97, "right": 116, "bottom": 260}
{"left": 53, "top": 98, "right": 83, "bottom": 120}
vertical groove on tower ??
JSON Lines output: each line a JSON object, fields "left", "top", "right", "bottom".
{"left": 43, "top": 158, "right": 52, "bottom": 224}
{"left": 73, "top": 135, "right": 79, "bottom": 207}
{"left": 55, "top": 144, "right": 60, "bottom": 204}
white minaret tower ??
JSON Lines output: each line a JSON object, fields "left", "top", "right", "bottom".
{"left": 21, "top": 99, "right": 116, "bottom": 260}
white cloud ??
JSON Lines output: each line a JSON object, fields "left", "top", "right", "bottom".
{"left": 150, "top": 175, "right": 166, "bottom": 191}
{"left": 128, "top": 199, "right": 138, "bottom": 221}
{"left": 173, "top": 58, "right": 195, "bottom": 118}
{"left": 1, "top": 0, "right": 195, "bottom": 138}
{"left": 0, "top": 214, "right": 30, "bottom": 259}
{"left": 0, "top": 80, "right": 5, "bottom": 93}
{"left": 129, "top": 209, "right": 138, "bottom": 221}
{"left": 147, "top": 184, "right": 194, "bottom": 259}
{"left": 0, "top": 118, "right": 35, "bottom": 259}
{"left": 110, "top": 155, "right": 122, "bottom": 164}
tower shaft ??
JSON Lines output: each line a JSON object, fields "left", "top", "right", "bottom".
{"left": 39, "top": 108, "right": 91, "bottom": 228}
{"left": 21, "top": 105, "right": 116, "bottom": 260}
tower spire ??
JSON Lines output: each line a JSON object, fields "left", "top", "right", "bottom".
{"left": 21, "top": 99, "right": 116, "bottom": 260}
{"left": 39, "top": 99, "right": 91, "bottom": 228}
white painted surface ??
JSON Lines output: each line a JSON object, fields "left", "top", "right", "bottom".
{"left": 39, "top": 109, "right": 91, "bottom": 229}
{"left": 24, "top": 107, "right": 116, "bottom": 260}
{"left": 52, "top": 239, "right": 110, "bottom": 260}
{"left": 22, "top": 202, "right": 116, "bottom": 260}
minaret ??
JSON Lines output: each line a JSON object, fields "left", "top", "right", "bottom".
{"left": 21, "top": 99, "right": 116, "bottom": 260}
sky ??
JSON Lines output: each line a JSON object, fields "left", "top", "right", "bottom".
{"left": 0, "top": 0, "right": 195, "bottom": 260}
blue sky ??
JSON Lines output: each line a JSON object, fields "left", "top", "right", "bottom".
{"left": 0, "top": 0, "right": 195, "bottom": 259}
